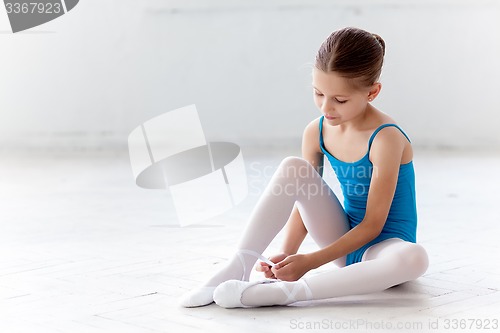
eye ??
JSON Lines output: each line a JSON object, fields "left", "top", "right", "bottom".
{"left": 314, "top": 91, "right": 323, "bottom": 97}
{"left": 335, "top": 98, "right": 348, "bottom": 104}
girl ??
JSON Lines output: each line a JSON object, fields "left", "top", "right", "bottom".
{"left": 179, "top": 26, "right": 429, "bottom": 308}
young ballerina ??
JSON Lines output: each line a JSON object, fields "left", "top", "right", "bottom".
{"left": 179, "top": 26, "right": 429, "bottom": 308}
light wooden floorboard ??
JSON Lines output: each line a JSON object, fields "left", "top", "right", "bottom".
{"left": 1, "top": 148, "right": 499, "bottom": 332}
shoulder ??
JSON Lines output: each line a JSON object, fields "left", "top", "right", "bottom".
{"left": 369, "top": 111, "right": 408, "bottom": 150}
{"left": 373, "top": 125, "right": 408, "bottom": 144}
{"left": 369, "top": 124, "right": 408, "bottom": 164}
{"left": 302, "top": 116, "right": 322, "bottom": 143}
{"left": 302, "top": 116, "right": 323, "bottom": 155}
{"left": 304, "top": 116, "right": 321, "bottom": 133}
{"left": 302, "top": 117, "right": 321, "bottom": 141}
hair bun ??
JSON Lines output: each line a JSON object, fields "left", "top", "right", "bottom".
{"left": 372, "top": 33, "right": 386, "bottom": 56}
{"left": 315, "top": 27, "right": 385, "bottom": 87}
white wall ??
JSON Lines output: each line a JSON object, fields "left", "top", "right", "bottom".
{"left": 1, "top": 0, "right": 499, "bottom": 151}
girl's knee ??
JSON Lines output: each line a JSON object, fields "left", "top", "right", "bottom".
{"left": 278, "top": 156, "right": 315, "bottom": 176}
{"left": 398, "top": 243, "right": 429, "bottom": 279}
{"left": 279, "top": 156, "right": 308, "bottom": 168}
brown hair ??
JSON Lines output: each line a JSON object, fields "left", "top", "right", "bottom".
{"left": 315, "top": 27, "right": 385, "bottom": 88}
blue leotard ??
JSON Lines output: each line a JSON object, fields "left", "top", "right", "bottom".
{"left": 318, "top": 116, "right": 417, "bottom": 266}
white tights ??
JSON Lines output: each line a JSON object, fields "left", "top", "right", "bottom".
{"left": 179, "top": 156, "right": 428, "bottom": 307}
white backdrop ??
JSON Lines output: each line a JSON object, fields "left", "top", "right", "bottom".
{"left": 1, "top": 0, "right": 499, "bottom": 151}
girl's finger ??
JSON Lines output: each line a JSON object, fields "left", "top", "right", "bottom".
{"left": 274, "top": 257, "right": 291, "bottom": 270}
{"left": 255, "top": 262, "right": 270, "bottom": 272}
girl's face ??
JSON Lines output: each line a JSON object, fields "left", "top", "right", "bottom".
{"left": 312, "top": 68, "right": 379, "bottom": 126}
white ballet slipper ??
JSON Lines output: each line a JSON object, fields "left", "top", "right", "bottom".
{"left": 179, "top": 249, "right": 276, "bottom": 308}
{"left": 214, "top": 278, "right": 313, "bottom": 308}
{"left": 213, "top": 279, "right": 279, "bottom": 308}
{"left": 178, "top": 286, "right": 216, "bottom": 308}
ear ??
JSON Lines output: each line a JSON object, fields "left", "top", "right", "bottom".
{"left": 367, "top": 82, "right": 382, "bottom": 101}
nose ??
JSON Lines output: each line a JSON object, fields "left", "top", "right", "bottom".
{"left": 320, "top": 99, "right": 334, "bottom": 114}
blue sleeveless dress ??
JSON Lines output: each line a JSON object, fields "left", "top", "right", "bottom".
{"left": 318, "top": 116, "right": 417, "bottom": 266}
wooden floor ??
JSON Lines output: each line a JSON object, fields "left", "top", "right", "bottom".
{"left": 1, "top": 147, "right": 499, "bottom": 333}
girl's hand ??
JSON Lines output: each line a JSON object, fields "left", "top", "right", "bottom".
{"left": 271, "top": 254, "right": 312, "bottom": 281}
{"left": 255, "top": 253, "right": 288, "bottom": 279}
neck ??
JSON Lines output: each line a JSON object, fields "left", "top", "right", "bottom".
{"left": 338, "top": 104, "right": 372, "bottom": 132}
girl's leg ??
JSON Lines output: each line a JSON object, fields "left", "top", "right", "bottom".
{"left": 238, "top": 156, "right": 350, "bottom": 267}
{"left": 217, "top": 238, "right": 428, "bottom": 307}
{"left": 179, "top": 156, "right": 350, "bottom": 307}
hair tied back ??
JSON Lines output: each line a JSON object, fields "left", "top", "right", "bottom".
{"left": 372, "top": 33, "right": 386, "bottom": 56}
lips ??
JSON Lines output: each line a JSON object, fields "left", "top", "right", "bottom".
{"left": 324, "top": 115, "right": 338, "bottom": 120}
